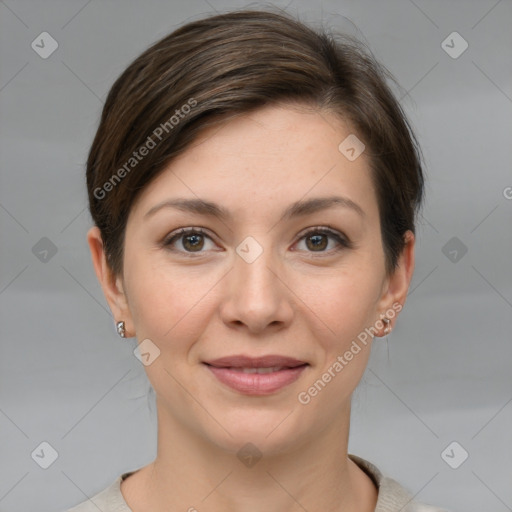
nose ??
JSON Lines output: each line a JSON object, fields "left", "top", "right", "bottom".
{"left": 219, "top": 239, "right": 294, "bottom": 335}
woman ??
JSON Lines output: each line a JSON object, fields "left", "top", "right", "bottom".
{"left": 67, "top": 8, "right": 448, "bottom": 512}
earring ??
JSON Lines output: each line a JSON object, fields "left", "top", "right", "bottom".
{"left": 116, "top": 320, "right": 126, "bottom": 338}
{"left": 382, "top": 317, "right": 392, "bottom": 336}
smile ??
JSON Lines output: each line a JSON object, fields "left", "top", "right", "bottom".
{"left": 228, "top": 366, "right": 287, "bottom": 374}
{"left": 204, "top": 362, "right": 308, "bottom": 395}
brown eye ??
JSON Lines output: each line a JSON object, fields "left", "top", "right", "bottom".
{"left": 163, "top": 228, "right": 215, "bottom": 254}
{"left": 295, "top": 227, "right": 352, "bottom": 254}
{"left": 182, "top": 232, "right": 205, "bottom": 251}
{"left": 305, "top": 233, "right": 328, "bottom": 251}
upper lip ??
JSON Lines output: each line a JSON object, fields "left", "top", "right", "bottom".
{"left": 204, "top": 355, "right": 308, "bottom": 368}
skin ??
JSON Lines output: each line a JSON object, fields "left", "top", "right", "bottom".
{"left": 87, "top": 102, "right": 415, "bottom": 512}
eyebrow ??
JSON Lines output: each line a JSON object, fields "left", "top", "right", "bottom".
{"left": 144, "top": 195, "right": 365, "bottom": 222}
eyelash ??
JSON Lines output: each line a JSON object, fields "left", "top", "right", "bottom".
{"left": 162, "top": 226, "right": 352, "bottom": 257}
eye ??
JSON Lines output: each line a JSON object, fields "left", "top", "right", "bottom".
{"left": 163, "top": 227, "right": 217, "bottom": 255}
{"left": 163, "top": 226, "right": 352, "bottom": 257}
{"left": 294, "top": 227, "right": 352, "bottom": 255}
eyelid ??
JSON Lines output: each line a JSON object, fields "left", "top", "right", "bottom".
{"left": 297, "top": 224, "right": 345, "bottom": 239}
{"left": 163, "top": 226, "right": 215, "bottom": 246}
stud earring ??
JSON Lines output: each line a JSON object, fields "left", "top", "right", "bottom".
{"left": 116, "top": 320, "right": 126, "bottom": 338}
{"left": 382, "top": 317, "right": 392, "bottom": 336}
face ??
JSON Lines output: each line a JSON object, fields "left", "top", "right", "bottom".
{"left": 89, "top": 103, "right": 414, "bottom": 456}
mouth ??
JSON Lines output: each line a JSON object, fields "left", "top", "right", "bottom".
{"left": 203, "top": 355, "right": 309, "bottom": 395}
{"left": 210, "top": 366, "right": 300, "bottom": 374}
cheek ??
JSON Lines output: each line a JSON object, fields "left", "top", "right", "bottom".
{"left": 293, "top": 271, "right": 380, "bottom": 417}
{"left": 298, "top": 264, "right": 382, "bottom": 353}
{"left": 124, "top": 253, "right": 219, "bottom": 344}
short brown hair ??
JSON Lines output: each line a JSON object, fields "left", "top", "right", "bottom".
{"left": 86, "top": 8, "right": 424, "bottom": 278}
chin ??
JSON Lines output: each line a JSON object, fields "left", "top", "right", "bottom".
{"left": 200, "top": 409, "right": 311, "bottom": 457}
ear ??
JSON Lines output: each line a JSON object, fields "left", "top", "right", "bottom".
{"left": 87, "top": 226, "right": 134, "bottom": 337}
{"left": 377, "top": 230, "right": 416, "bottom": 329}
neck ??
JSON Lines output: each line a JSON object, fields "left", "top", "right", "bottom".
{"left": 122, "top": 400, "right": 378, "bottom": 512}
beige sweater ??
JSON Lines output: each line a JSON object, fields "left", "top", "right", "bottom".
{"left": 65, "top": 454, "right": 448, "bottom": 512}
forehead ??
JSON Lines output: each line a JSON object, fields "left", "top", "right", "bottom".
{"left": 129, "top": 103, "right": 379, "bottom": 225}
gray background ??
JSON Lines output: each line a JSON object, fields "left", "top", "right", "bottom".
{"left": 1, "top": 1, "right": 511, "bottom": 511}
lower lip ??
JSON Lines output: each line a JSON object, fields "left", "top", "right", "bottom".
{"left": 204, "top": 364, "right": 308, "bottom": 395}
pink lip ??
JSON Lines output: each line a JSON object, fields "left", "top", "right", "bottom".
{"left": 205, "top": 354, "right": 307, "bottom": 368}
{"left": 203, "top": 354, "right": 308, "bottom": 395}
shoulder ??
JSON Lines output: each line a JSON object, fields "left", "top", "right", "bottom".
{"left": 348, "top": 454, "right": 450, "bottom": 512}
{"left": 378, "top": 475, "right": 448, "bottom": 512}
{"left": 63, "top": 474, "right": 131, "bottom": 512}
